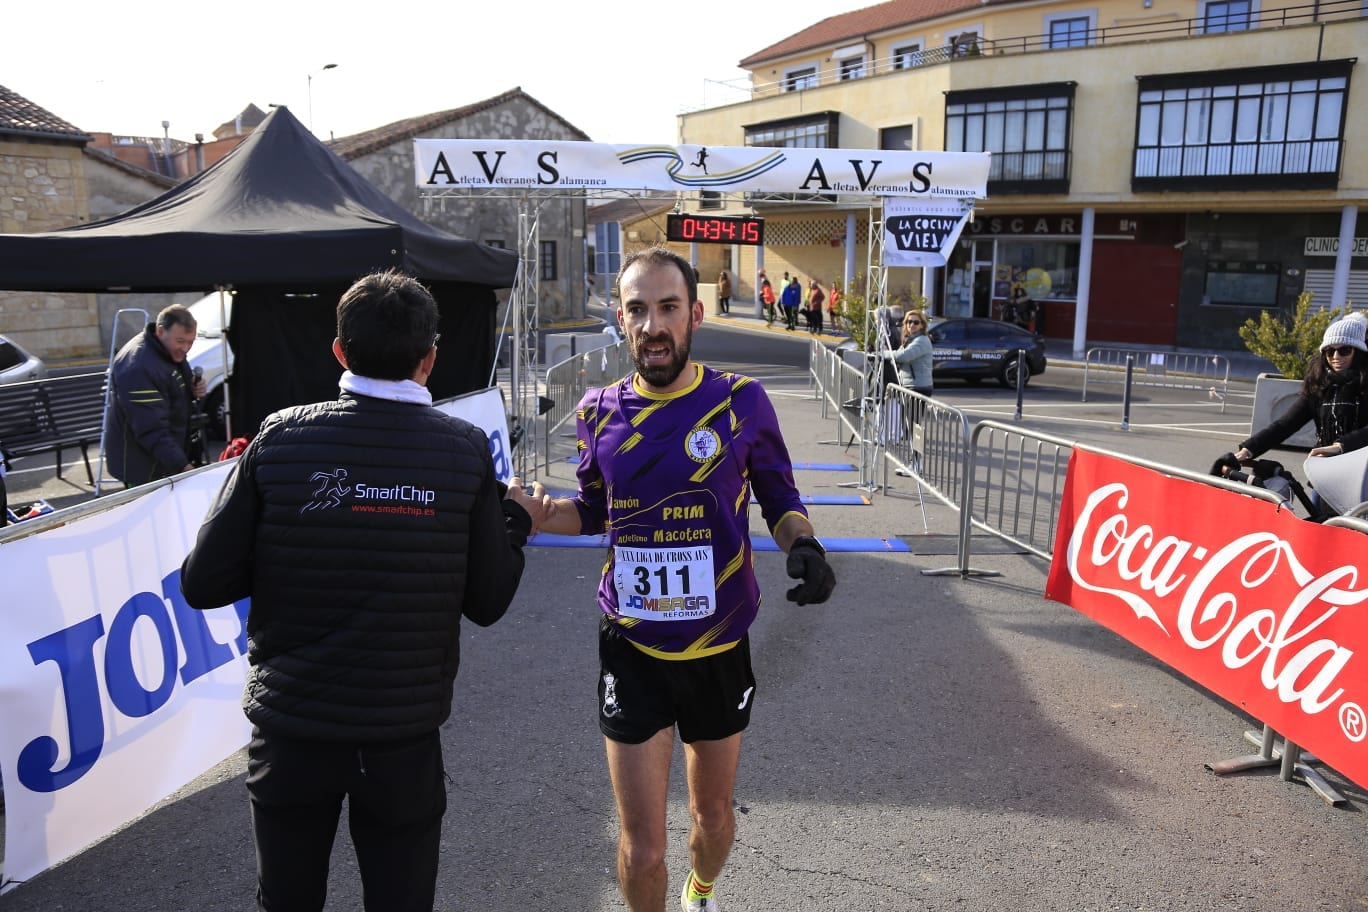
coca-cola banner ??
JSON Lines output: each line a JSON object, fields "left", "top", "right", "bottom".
{"left": 1046, "top": 450, "right": 1368, "bottom": 787}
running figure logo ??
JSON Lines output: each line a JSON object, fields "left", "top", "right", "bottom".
{"left": 602, "top": 672, "right": 623, "bottom": 718}
{"left": 690, "top": 147, "right": 709, "bottom": 175}
{"left": 301, "top": 468, "right": 351, "bottom": 513}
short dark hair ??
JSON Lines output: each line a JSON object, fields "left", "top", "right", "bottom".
{"left": 156, "top": 304, "right": 196, "bottom": 333}
{"left": 616, "top": 247, "right": 698, "bottom": 306}
{"left": 336, "top": 269, "right": 439, "bottom": 380}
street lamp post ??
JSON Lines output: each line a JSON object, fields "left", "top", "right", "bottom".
{"left": 307, "top": 63, "right": 338, "bottom": 134}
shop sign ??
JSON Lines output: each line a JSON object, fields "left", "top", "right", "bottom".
{"left": 967, "top": 214, "right": 1138, "bottom": 238}
{"left": 1304, "top": 237, "right": 1368, "bottom": 257}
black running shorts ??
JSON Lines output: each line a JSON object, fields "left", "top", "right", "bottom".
{"left": 597, "top": 616, "right": 757, "bottom": 744}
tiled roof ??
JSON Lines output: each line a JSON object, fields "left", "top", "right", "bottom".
{"left": 0, "top": 84, "right": 89, "bottom": 140}
{"left": 327, "top": 87, "right": 592, "bottom": 161}
{"left": 587, "top": 192, "right": 677, "bottom": 226}
{"left": 739, "top": 0, "right": 994, "bottom": 67}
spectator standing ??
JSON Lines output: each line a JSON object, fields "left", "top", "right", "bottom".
{"left": 716, "top": 270, "right": 731, "bottom": 315}
{"left": 781, "top": 276, "right": 802, "bottom": 331}
{"left": 808, "top": 280, "right": 826, "bottom": 335}
{"left": 886, "top": 309, "right": 934, "bottom": 396}
{"left": 1008, "top": 287, "right": 1036, "bottom": 330}
{"left": 536, "top": 247, "right": 835, "bottom": 912}
{"left": 759, "top": 272, "right": 776, "bottom": 324}
{"left": 105, "top": 304, "right": 207, "bottom": 486}
{"left": 180, "top": 269, "right": 550, "bottom": 912}
{"left": 827, "top": 280, "right": 842, "bottom": 330}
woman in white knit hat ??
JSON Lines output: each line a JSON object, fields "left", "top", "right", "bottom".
{"left": 1237, "top": 310, "right": 1368, "bottom": 463}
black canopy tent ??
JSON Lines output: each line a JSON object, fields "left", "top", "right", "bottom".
{"left": 0, "top": 106, "right": 518, "bottom": 435}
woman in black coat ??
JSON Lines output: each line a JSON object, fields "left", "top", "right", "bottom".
{"left": 1237, "top": 312, "right": 1368, "bottom": 462}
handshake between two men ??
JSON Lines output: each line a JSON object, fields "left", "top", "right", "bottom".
{"left": 505, "top": 476, "right": 557, "bottom": 533}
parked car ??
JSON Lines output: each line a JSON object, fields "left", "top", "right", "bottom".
{"left": 0, "top": 334, "right": 46, "bottom": 385}
{"left": 186, "top": 292, "right": 234, "bottom": 437}
{"left": 924, "top": 317, "right": 1047, "bottom": 388}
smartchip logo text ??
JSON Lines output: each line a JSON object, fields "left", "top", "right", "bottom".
{"left": 351, "top": 482, "right": 437, "bottom": 517}
{"left": 303, "top": 468, "right": 437, "bottom": 516}
{"left": 353, "top": 482, "right": 436, "bottom": 505}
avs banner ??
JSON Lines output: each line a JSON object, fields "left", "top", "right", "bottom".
{"left": 0, "top": 386, "right": 511, "bottom": 893}
{"left": 881, "top": 198, "right": 974, "bottom": 267}
{"left": 1046, "top": 450, "right": 1368, "bottom": 787}
{"left": 414, "top": 139, "right": 989, "bottom": 199}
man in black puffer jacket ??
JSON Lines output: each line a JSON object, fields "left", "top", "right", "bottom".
{"left": 105, "top": 304, "right": 207, "bottom": 485}
{"left": 181, "top": 269, "right": 548, "bottom": 912}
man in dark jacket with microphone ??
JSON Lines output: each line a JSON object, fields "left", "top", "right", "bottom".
{"left": 105, "top": 303, "right": 207, "bottom": 485}
{"left": 181, "top": 269, "right": 550, "bottom": 911}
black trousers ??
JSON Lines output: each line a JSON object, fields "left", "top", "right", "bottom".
{"left": 246, "top": 727, "right": 447, "bottom": 912}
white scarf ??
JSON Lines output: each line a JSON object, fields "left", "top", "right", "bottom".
{"left": 338, "top": 370, "right": 432, "bottom": 406}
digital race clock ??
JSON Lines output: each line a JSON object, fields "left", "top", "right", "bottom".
{"left": 666, "top": 213, "right": 765, "bottom": 246}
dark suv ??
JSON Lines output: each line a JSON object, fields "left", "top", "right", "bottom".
{"left": 924, "top": 317, "right": 1047, "bottom": 388}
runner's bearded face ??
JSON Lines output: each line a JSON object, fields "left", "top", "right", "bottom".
{"left": 618, "top": 262, "right": 702, "bottom": 392}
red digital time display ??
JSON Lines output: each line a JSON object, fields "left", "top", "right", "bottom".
{"left": 666, "top": 213, "right": 765, "bottom": 246}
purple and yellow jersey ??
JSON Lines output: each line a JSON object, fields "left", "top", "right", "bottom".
{"left": 572, "top": 364, "right": 808, "bottom": 660}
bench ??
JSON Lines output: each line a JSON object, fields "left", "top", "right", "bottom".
{"left": 0, "top": 371, "right": 109, "bottom": 484}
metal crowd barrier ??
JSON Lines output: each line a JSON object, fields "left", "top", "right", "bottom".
{"left": 540, "top": 341, "right": 632, "bottom": 474}
{"left": 808, "top": 338, "right": 827, "bottom": 403}
{"left": 1081, "top": 347, "right": 1231, "bottom": 412}
{"left": 805, "top": 348, "right": 1360, "bottom": 804}
{"left": 880, "top": 384, "right": 971, "bottom": 512}
{"left": 825, "top": 350, "right": 871, "bottom": 449}
{"left": 944, "top": 420, "right": 1288, "bottom": 577}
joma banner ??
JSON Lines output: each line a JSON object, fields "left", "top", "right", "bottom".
{"left": 1046, "top": 449, "right": 1368, "bottom": 786}
{"left": 0, "top": 386, "right": 516, "bottom": 892}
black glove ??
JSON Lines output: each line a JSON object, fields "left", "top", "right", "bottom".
{"left": 1210, "top": 452, "right": 1241, "bottom": 478}
{"left": 786, "top": 536, "right": 835, "bottom": 605}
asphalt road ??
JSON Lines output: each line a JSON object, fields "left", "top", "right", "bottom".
{"left": 3, "top": 326, "right": 1365, "bottom": 910}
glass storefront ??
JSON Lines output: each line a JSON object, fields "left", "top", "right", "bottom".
{"left": 996, "top": 240, "right": 1079, "bottom": 301}
{"left": 944, "top": 235, "right": 1080, "bottom": 319}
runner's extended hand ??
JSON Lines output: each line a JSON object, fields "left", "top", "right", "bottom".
{"left": 786, "top": 537, "right": 835, "bottom": 605}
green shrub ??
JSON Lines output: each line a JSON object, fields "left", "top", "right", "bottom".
{"left": 1238, "top": 291, "right": 1356, "bottom": 380}
{"left": 836, "top": 276, "right": 926, "bottom": 352}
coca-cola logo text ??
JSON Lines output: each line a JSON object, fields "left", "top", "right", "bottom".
{"left": 1066, "top": 483, "right": 1364, "bottom": 717}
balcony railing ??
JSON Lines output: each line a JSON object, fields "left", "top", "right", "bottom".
{"left": 734, "top": 0, "right": 1362, "bottom": 101}
{"left": 988, "top": 150, "right": 1072, "bottom": 195}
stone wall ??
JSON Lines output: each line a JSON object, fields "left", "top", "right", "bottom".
{"left": 0, "top": 139, "right": 189, "bottom": 360}
{"left": 345, "top": 99, "right": 588, "bottom": 323}
{"left": 0, "top": 138, "right": 99, "bottom": 359}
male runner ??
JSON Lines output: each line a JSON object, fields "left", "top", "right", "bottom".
{"left": 538, "top": 246, "right": 835, "bottom": 911}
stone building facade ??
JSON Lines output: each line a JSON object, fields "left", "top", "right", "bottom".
{"left": 331, "top": 88, "right": 591, "bottom": 323}
{"left": 0, "top": 86, "right": 184, "bottom": 359}
{"left": 0, "top": 87, "right": 99, "bottom": 358}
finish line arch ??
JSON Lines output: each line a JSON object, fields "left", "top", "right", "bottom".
{"left": 413, "top": 139, "right": 990, "bottom": 481}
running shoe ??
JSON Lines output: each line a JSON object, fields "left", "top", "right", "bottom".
{"left": 680, "top": 881, "right": 719, "bottom": 912}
